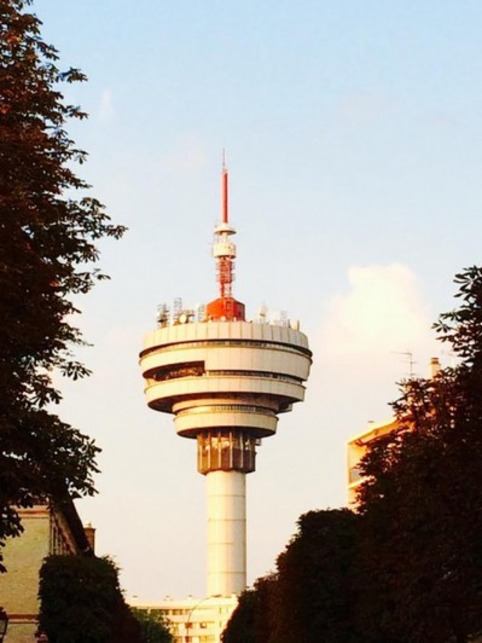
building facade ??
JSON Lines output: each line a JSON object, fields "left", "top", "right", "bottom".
{"left": 347, "top": 416, "right": 399, "bottom": 508}
{"left": 347, "top": 357, "right": 441, "bottom": 508}
{"left": 130, "top": 594, "right": 238, "bottom": 643}
{"left": 0, "top": 500, "right": 93, "bottom": 643}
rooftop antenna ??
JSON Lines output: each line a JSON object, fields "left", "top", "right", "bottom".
{"left": 222, "top": 148, "right": 228, "bottom": 224}
{"left": 392, "top": 350, "right": 416, "bottom": 378}
{"left": 212, "top": 153, "right": 236, "bottom": 300}
{"left": 205, "top": 153, "right": 246, "bottom": 321}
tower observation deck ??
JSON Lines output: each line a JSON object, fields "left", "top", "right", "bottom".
{"left": 139, "top": 161, "right": 312, "bottom": 597}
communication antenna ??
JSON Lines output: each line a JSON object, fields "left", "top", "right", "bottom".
{"left": 173, "top": 297, "right": 182, "bottom": 323}
{"left": 258, "top": 303, "right": 268, "bottom": 322}
{"left": 156, "top": 303, "right": 169, "bottom": 327}
{"left": 222, "top": 148, "right": 228, "bottom": 224}
{"left": 214, "top": 156, "right": 236, "bottom": 298}
{"left": 392, "top": 350, "right": 416, "bottom": 378}
{"left": 205, "top": 154, "right": 246, "bottom": 321}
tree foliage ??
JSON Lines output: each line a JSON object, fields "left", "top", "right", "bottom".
{"left": 223, "top": 510, "right": 360, "bottom": 643}
{"left": 222, "top": 587, "right": 257, "bottom": 643}
{"left": 222, "top": 575, "right": 278, "bottom": 643}
{"left": 0, "top": 0, "right": 125, "bottom": 556}
{"left": 38, "top": 555, "right": 140, "bottom": 643}
{"left": 274, "top": 509, "right": 360, "bottom": 643}
{"left": 357, "top": 266, "right": 482, "bottom": 642}
{"left": 132, "top": 608, "right": 173, "bottom": 643}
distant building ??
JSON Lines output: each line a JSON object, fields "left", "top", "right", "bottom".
{"left": 0, "top": 500, "right": 94, "bottom": 643}
{"left": 130, "top": 594, "right": 238, "bottom": 643}
{"left": 347, "top": 357, "right": 441, "bottom": 509}
{"left": 347, "top": 416, "right": 399, "bottom": 508}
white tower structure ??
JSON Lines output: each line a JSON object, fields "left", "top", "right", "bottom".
{"left": 139, "top": 161, "right": 312, "bottom": 597}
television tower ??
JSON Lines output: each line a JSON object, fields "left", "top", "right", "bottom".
{"left": 139, "top": 160, "right": 312, "bottom": 597}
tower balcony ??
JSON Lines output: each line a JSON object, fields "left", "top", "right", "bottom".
{"left": 139, "top": 320, "right": 312, "bottom": 439}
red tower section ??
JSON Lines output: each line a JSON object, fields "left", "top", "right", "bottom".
{"left": 205, "top": 161, "right": 246, "bottom": 321}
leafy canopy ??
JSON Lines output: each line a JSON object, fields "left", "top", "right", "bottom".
{"left": 223, "top": 509, "right": 360, "bottom": 643}
{"left": 0, "top": 0, "right": 125, "bottom": 557}
{"left": 38, "top": 555, "right": 140, "bottom": 643}
{"left": 132, "top": 608, "right": 173, "bottom": 643}
{"left": 357, "top": 266, "right": 482, "bottom": 642}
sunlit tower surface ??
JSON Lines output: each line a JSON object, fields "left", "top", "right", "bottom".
{"left": 139, "top": 162, "right": 312, "bottom": 597}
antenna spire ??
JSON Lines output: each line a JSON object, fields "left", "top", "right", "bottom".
{"left": 205, "top": 154, "right": 246, "bottom": 321}
{"left": 222, "top": 150, "right": 228, "bottom": 224}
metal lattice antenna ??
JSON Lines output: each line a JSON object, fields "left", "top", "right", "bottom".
{"left": 392, "top": 350, "right": 416, "bottom": 378}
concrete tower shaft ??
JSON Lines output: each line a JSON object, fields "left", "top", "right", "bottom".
{"left": 207, "top": 471, "right": 246, "bottom": 596}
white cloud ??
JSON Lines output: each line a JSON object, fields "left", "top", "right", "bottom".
{"left": 319, "top": 263, "right": 434, "bottom": 360}
{"left": 309, "top": 264, "right": 439, "bottom": 442}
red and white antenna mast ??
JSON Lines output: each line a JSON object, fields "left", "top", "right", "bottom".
{"left": 206, "top": 152, "right": 245, "bottom": 321}
{"left": 222, "top": 149, "right": 229, "bottom": 225}
{"left": 217, "top": 153, "right": 234, "bottom": 298}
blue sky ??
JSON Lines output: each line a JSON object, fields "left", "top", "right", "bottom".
{"left": 34, "top": 0, "right": 482, "bottom": 599}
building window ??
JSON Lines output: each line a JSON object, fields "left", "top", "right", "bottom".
{"left": 348, "top": 466, "right": 363, "bottom": 484}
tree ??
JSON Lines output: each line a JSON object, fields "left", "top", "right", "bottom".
{"left": 132, "top": 608, "right": 173, "bottom": 643}
{"left": 222, "top": 510, "right": 360, "bottom": 643}
{"left": 357, "top": 267, "right": 482, "bottom": 642}
{"left": 273, "top": 509, "right": 360, "bottom": 643}
{"left": 222, "top": 575, "right": 278, "bottom": 643}
{"left": 222, "top": 588, "right": 257, "bottom": 643}
{"left": 38, "top": 555, "right": 141, "bottom": 643}
{"left": 0, "top": 0, "right": 125, "bottom": 558}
